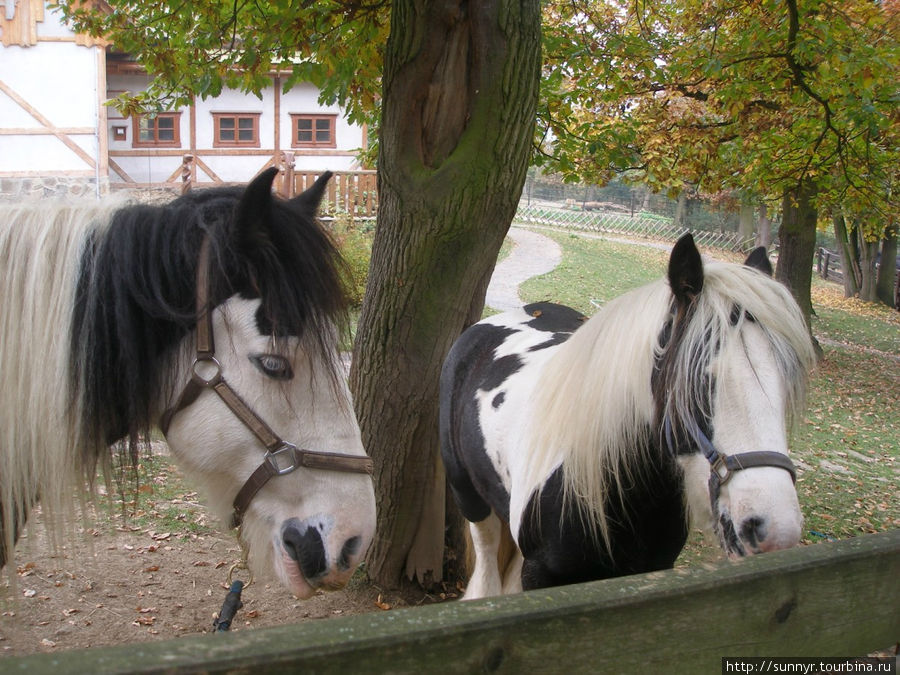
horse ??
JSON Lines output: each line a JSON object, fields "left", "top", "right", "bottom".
{"left": 440, "top": 233, "right": 816, "bottom": 599}
{"left": 0, "top": 168, "right": 376, "bottom": 600}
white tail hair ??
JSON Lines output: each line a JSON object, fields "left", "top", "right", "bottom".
{"left": 0, "top": 199, "right": 120, "bottom": 562}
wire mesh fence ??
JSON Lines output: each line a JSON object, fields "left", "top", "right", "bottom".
{"left": 513, "top": 201, "right": 753, "bottom": 252}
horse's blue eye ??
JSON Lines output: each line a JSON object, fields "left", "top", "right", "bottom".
{"left": 250, "top": 354, "right": 294, "bottom": 380}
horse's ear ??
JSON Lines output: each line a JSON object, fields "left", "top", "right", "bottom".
{"left": 290, "top": 171, "right": 333, "bottom": 214}
{"left": 235, "top": 168, "right": 280, "bottom": 246}
{"left": 744, "top": 246, "right": 773, "bottom": 276}
{"left": 668, "top": 233, "right": 704, "bottom": 307}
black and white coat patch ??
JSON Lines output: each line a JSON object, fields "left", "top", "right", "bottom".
{"left": 441, "top": 302, "right": 586, "bottom": 526}
{"left": 440, "top": 236, "right": 816, "bottom": 599}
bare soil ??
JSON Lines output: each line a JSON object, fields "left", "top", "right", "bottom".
{"left": 0, "top": 512, "right": 448, "bottom": 659}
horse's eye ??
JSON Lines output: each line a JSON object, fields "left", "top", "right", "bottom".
{"left": 250, "top": 354, "right": 294, "bottom": 380}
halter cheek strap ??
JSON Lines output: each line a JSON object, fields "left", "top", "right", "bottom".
{"left": 663, "top": 417, "right": 797, "bottom": 512}
{"left": 160, "top": 235, "right": 373, "bottom": 529}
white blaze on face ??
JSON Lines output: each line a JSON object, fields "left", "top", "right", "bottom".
{"left": 680, "top": 320, "right": 802, "bottom": 557}
{"left": 164, "top": 296, "right": 376, "bottom": 597}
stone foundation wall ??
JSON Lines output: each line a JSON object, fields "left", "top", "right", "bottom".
{"left": 0, "top": 176, "right": 110, "bottom": 202}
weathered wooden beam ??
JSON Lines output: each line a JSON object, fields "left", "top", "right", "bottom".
{"left": 5, "top": 531, "right": 898, "bottom": 674}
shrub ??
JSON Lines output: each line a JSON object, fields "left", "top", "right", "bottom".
{"left": 330, "top": 214, "right": 374, "bottom": 309}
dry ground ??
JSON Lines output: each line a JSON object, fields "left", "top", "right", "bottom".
{"left": 0, "top": 478, "right": 451, "bottom": 659}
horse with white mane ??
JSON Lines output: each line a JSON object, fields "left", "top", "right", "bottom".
{"left": 0, "top": 169, "right": 375, "bottom": 599}
{"left": 441, "top": 234, "right": 816, "bottom": 598}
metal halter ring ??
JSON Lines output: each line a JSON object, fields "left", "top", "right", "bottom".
{"left": 191, "top": 356, "right": 223, "bottom": 387}
{"left": 710, "top": 453, "right": 734, "bottom": 486}
{"left": 226, "top": 560, "right": 254, "bottom": 589}
{"left": 265, "top": 443, "right": 302, "bottom": 476}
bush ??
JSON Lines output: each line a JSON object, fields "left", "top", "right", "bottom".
{"left": 330, "top": 215, "right": 374, "bottom": 308}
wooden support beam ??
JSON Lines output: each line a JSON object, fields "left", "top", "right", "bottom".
{"left": 0, "top": 79, "right": 96, "bottom": 169}
{"left": 5, "top": 531, "right": 898, "bottom": 674}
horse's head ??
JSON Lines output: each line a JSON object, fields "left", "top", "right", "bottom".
{"left": 658, "top": 234, "right": 815, "bottom": 558}
{"left": 161, "top": 169, "right": 376, "bottom": 598}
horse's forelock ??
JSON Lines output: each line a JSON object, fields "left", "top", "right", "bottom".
{"left": 74, "top": 185, "right": 349, "bottom": 467}
{"left": 662, "top": 263, "right": 815, "bottom": 441}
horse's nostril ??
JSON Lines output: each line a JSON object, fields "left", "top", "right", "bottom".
{"left": 740, "top": 516, "right": 767, "bottom": 550}
{"left": 282, "top": 523, "right": 327, "bottom": 581}
{"left": 338, "top": 536, "right": 362, "bottom": 571}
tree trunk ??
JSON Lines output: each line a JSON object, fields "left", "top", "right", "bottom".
{"left": 738, "top": 194, "right": 755, "bottom": 246}
{"left": 776, "top": 180, "right": 817, "bottom": 329}
{"left": 756, "top": 203, "right": 772, "bottom": 249}
{"left": 833, "top": 211, "right": 860, "bottom": 297}
{"left": 857, "top": 225, "right": 879, "bottom": 303}
{"left": 673, "top": 189, "right": 688, "bottom": 228}
{"left": 350, "top": 0, "right": 541, "bottom": 588}
{"left": 875, "top": 225, "right": 897, "bottom": 308}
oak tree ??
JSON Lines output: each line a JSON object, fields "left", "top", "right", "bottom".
{"left": 539, "top": 0, "right": 899, "bottom": 313}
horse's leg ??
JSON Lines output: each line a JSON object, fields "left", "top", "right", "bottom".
{"left": 463, "top": 512, "right": 504, "bottom": 600}
{"left": 501, "top": 549, "right": 524, "bottom": 594}
{"left": 0, "top": 500, "right": 27, "bottom": 569}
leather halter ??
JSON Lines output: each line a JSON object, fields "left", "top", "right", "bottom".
{"left": 663, "top": 417, "right": 797, "bottom": 512}
{"left": 160, "top": 235, "right": 373, "bottom": 529}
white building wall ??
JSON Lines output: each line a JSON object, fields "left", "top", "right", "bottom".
{"left": 1, "top": 1, "right": 364, "bottom": 196}
{"left": 106, "top": 76, "right": 365, "bottom": 185}
{"left": 0, "top": 40, "right": 100, "bottom": 173}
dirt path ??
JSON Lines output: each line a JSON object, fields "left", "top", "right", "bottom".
{"left": 485, "top": 227, "right": 562, "bottom": 311}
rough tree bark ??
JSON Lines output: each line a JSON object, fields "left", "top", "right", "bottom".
{"left": 875, "top": 226, "right": 897, "bottom": 308}
{"left": 349, "top": 0, "right": 541, "bottom": 587}
{"left": 857, "top": 229, "right": 880, "bottom": 303}
{"left": 673, "top": 189, "right": 688, "bottom": 229}
{"left": 756, "top": 203, "right": 772, "bottom": 249}
{"left": 776, "top": 180, "right": 818, "bottom": 330}
{"left": 738, "top": 194, "right": 755, "bottom": 244}
{"left": 833, "top": 211, "right": 861, "bottom": 298}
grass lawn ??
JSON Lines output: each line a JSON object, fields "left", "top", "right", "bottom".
{"left": 518, "top": 228, "right": 899, "bottom": 560}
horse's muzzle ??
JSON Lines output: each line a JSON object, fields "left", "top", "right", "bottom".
{"left": 280, "top": 519, "right": 362, "bottom": 595}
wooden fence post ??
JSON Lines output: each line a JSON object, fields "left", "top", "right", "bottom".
{"left": 281, "top": 152, "right": 295, "bottom": 198}
{"left": 180, "top": 154, "right": 194, "bottom": 194}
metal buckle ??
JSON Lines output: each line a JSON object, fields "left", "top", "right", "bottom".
{"left": 265, "top": 443, "right": 301, "bottom": 476}
{"left": 191, "top": 356, "right": 223, "bottom": 387}
{"left": 711, "top": 453, "right": 733, "bottom": 485}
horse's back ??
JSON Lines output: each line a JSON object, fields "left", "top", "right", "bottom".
{"left": 439, "top": 302, "right": 586, "bottom": 524}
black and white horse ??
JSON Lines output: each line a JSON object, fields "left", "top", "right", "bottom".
{"left": 0, "top": 169, "right": 375, "bottom": 599}
{"left": 440, "top": 234, "right": 816, "bottom": 598}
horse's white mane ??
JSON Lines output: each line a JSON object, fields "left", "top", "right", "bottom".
{"left": 521, "top": 259, "right": 816, "bottom": 552}
{"left": 0, "top": 199, "right": 122, "bottom": 558}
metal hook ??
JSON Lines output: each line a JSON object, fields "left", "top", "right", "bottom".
{"left": 227, "top": 527, "right": 254, "bottom": 588}
{"left": 226, "top": 560, "right": 254, "bottom": 589}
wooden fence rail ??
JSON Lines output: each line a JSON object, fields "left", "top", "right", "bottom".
{"left": 816, "top": 247, "right": 844, "bottom": 283}
{"left": 5, "top": 530, "right": 898, "bottom": 674}
{"left": 289, "top": 170, "right": 378, "bottom": 218}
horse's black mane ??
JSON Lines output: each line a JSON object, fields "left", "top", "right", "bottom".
{"left": 72, "top": 172, "right": 348, "bottom": 459}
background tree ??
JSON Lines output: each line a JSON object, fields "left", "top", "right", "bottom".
{"left": 539, "top": 0, "right": 899, "bottom": 316}
{"left": 63, "top": 0, "right": 541, "bottom": 588}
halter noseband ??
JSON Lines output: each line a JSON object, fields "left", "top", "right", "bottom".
{"left": 160, "top": 235, "right": 373, "bottom": 529}
{"left": 663, "top": 417, "right": 797, "bottom": 511}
